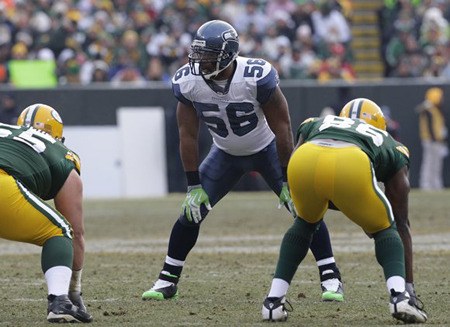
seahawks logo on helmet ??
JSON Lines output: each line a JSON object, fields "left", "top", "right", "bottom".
{"left": 222, "top": 29, "right": 237, "bottom": 42}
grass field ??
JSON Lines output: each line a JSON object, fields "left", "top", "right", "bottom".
{"left": 1, "top": 190, "right": 449, "bottom": 326}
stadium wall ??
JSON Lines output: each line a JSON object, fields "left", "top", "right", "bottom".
{"left": 1, "top": 80, "right": 449, "bottom": 195}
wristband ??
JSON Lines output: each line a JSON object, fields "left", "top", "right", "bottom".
{"left": 186, "top": 171, "right": 201, "bottom": 186}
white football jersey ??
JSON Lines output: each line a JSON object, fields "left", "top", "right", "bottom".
{"left": 172, "top": 56, "right": 277, "bottom": 156}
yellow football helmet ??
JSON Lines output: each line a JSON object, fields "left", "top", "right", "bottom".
{"left": 17, "top": 103, "right": 64, "bottom": 141}
{"left": 425, "top": 87, "right": 443, "bottom": 106}
{"left": 339, "top": 98, "right": 387, "bottom": 131}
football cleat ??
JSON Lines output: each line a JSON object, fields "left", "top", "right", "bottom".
{"left": 321, "top": 277, "right": 344, "bottom": 302}
{"left": 47, "top": 294, "right": 93, "bottom": 323}
{"left": 262, "top": 296, "right": 292, "bottom": 322}
{"left": 389, "top": 289, "right": 427, "bottom": 323}
{"left": 142, "top": 279, "right": 179, "bottom": 300}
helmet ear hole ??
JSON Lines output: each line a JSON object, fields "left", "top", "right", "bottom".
{"left": 339, "top": 98, "right": 386, "bottom": 131}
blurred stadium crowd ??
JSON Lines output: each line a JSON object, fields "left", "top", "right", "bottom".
{"left": 0, "top": 0, "right": 449, "bottom": 86}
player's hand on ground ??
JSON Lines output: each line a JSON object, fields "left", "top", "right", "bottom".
{"left": 69, "top": 291, "right": 93, "bottom": 322}
{"left": 278, "top": 182, "right": 297, "bottom": 218}
{"left": 182, "top": 185, "right": 211, "bottom": 223}
{"left": 406, "top": 282, "right": 419, "bottom": 306}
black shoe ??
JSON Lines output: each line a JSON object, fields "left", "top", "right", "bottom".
{"left": 47, "top": 294, "right": 93, "bottom": 323}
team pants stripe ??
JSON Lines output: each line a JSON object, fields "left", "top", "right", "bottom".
{"left": 16, "top": 180, "right": 72, "bottom": 239}
{"left": 370, "top": 164, "right": 395, "bottom": 224}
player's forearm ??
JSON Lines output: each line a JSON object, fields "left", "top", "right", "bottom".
{"left": 179, "top": 138, "right": 199, "bottom": 172}
{"left": 275, "top": 129, "right": 294, "bottom": 168}
{"left": 397, "top": 223, "right": 414, "bottom": 283}
{"left": 72, "top": 233, "right": 85, "bottom": 271}
{"left": 390, "top": 196, "right": 413, "bottom": 282}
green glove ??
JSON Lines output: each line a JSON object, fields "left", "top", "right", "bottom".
{"left": 181, "top": 185, "right": 212, "bottom": 223}
{"left": 278, "top": 182, "right": 297, "bottom": 218}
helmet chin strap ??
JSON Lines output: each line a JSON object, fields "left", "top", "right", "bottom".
{"left": 202, "top": 63, "right": 228, "bottom": 80}
{"left": 202, "top": 55, "right": 239, "bottom": 80}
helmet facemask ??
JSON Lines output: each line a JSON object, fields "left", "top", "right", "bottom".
{"left": 189, "top": 42, "right": 235, "bottom": 79}
{"left": 188, "top": 20, "right": 239, "bottom": 80}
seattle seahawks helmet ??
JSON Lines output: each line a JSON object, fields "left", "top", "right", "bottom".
{"left": 339, "top": 98, "right": 387, "bottom": 131}
{"left": 17, "top": 103, "right": 65, "bottom": 141}
{"left": 188, "top": 20, "right": 239, "bottom": 79}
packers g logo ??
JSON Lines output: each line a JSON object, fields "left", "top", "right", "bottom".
{"left": 51, "top": 110, "right": 63, "bottom": 124}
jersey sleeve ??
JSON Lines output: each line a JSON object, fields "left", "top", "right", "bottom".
{"left": 65, "top": 150, "right": 81, "bottom": 175}
{"left": 172, "top": 83, "right": 193, "bottom": 106}
{"left": 256, "top": 65, "right": 279, "bottom": 105}
{"left": 295, "top": 117, "right": 318, "bottom": 143}
{"left": 378, "top": 140, "right": 410, "bottom": 182}
{"left": 171, "top": 65, "right": 194, "bottom": 106}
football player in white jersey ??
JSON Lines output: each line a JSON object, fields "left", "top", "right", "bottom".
{"left": 142, "top": 20, "right": 343, "bottom": 302}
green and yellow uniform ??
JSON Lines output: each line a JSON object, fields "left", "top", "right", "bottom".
{"left": 289, "top": 115, "right": 409, "bottom": 233}
{"left": 0, "top": 123, "right": 80, "bottom": 245}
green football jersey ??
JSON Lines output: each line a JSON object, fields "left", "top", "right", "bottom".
{"left": 0, "top": 123, "right": 81, "bottom": 200}
{"left": 296, "top": 116, "right": 410, "bottom": 183}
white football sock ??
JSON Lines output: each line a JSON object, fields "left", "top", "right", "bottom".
{"left": 45, "top": 266, "right": 72, "bottom": 296}
{"left": 268, "top": 278, "right": 289, "bottom": 298}
{"left": 387, "top": 276, "right": 406, "bottom": 294}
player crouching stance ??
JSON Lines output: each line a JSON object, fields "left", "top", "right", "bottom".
{"left": 0, "top": 104, "right": 92, "bottom": 323}
{"left": 262, "top": 98, "right": 427, "bottom": 324}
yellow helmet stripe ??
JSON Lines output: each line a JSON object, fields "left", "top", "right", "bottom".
{"left": 349, "top": 98, "right": 363, "bottom": 119}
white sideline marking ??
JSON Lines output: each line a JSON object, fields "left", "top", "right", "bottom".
{"left": 0, "top": 233, "right": 449, "bottom": 255}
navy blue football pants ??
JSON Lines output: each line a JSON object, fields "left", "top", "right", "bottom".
{"left": 166, "top": 140, "right": 336, "bottom": 269}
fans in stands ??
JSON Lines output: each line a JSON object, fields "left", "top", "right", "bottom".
{"left": 0, "top": 0, "right": 448, "bottom": 84}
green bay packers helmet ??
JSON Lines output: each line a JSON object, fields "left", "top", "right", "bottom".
{"left": 17, "top": 103, "right": 64, "bottom": 141}
{"left": 425, "top": 87, "right": 443, "bottom": 106}
{"left": 339, "top": 98, "right": 387, "bottom": 131}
